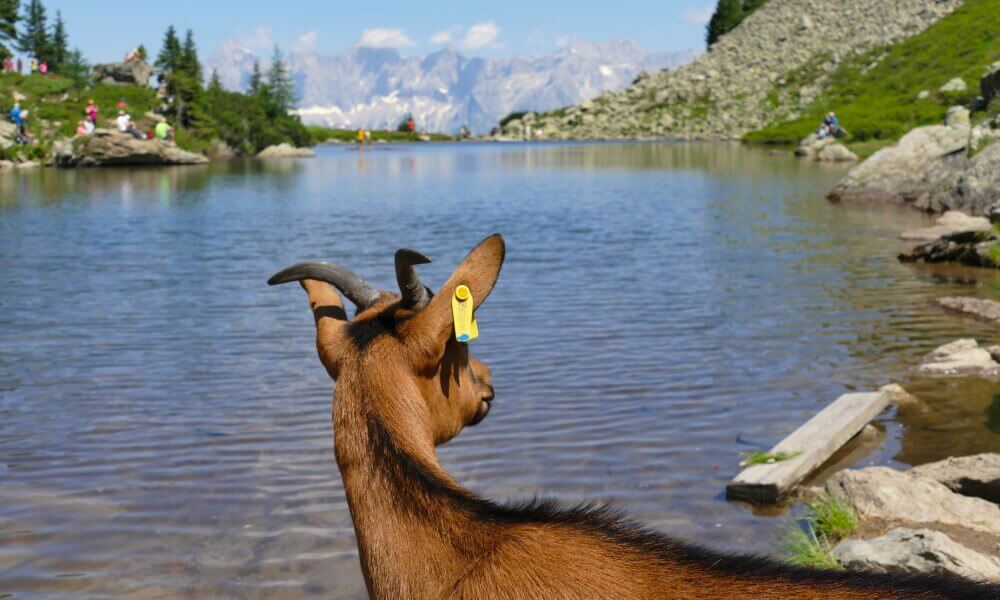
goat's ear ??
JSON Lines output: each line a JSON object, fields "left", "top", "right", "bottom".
{"left": 403, "top": 234, "right": 505, "bottom": 362}
{"left": 300, "top": 279, "right": 350, "bottom": 379}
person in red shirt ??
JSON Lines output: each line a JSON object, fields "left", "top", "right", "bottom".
{"left": 407, "top": 118, "right": 415, "bottom": 133}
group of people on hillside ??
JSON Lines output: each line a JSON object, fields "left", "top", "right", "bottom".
{"left": 1, "top": 56, "right": 49, "bottom": 75}
{"left": 73, "top": 98, "right": 174, "bottom": 142}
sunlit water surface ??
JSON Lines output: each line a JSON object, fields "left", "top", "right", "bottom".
{"left": 1, "top": 142, "right": 998, "bottom": 598}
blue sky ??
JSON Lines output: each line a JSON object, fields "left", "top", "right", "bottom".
{"left": 52, "top": 1, "right": 714, "bottom": 63}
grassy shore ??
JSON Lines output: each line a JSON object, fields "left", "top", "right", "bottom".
{"left": 307, "top": 125, "right": 456, "bottom": 143}
{"left": 744, "top": 0, "right": 1000, "bottom": 154}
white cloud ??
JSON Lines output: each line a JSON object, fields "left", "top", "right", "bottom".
{"left": 555, "top": 35, "right": 572, "bottom": 48}
{"left": 682, "top": 6, "right": 715, "bottom": 25}
{"left": 357, "top": 28, "right": 415, "bottom": 49}
{"left": 293, "top": 31, "right": 318, "bottom": 54}
{"left": 239, "top": 26, "right": 273, "bottom": 50}
{"left": 459, "top": 21, "right": 501, "bottom": 51}
{"left": 431, "top": 26, "right": 461, "bottom": 45}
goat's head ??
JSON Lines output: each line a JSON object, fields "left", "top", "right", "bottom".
{"left": 268, "top": 234, "right": 505, "bottom": 445}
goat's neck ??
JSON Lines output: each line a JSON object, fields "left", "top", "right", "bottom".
{"left": 332, "top": 373, "right": 492, "bottom": 598}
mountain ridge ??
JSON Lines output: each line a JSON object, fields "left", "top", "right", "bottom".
{"left": 208, "top": 40, "right": 696, "bottom": 134}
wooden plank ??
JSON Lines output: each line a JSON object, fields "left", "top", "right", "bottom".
{"left": 726, "top": 391, "right": 890, "bottom": 504}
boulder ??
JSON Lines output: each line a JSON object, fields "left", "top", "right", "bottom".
{"left": 899, "top": 211, "right": 991, "bottom": 242}
{"left": 795, "top": 133, "right": 836, "bottom": 159}
{"left": 945, "top": 106, "right": 970, "bottom": 128}
{"left": 939, "top": 77, "right": 968, "bottom": 94}
{"left": 15, "top": 160, "right": 39, "bottom": 169}
{"left": 827, "top": 118, "right": 970, "bottom": 212}
{"left": 953, "top": 141, "right": 1000, "bottom": 216}
{"left": 826, "top": 466, "right": 1000, "bottom": 535}
{"left": 899, "top": 229, "right": 998, "bottom": 269}
{"left": 256, "top": 143, "right": 315, "bottom": 159}
{"left": 989, "top": 201, "right": 1000, "bottom": 225}
{"left": 817, "top": 143, "right": 858, "bottom": 162}
{"left": 935, "top": 297, "right": 1000, "bottom": 326}
{"left": 913, "top": 339, "right": 1000, "bottom": 380}
{"left": 911, "top": 454, "right": 1000, "bottom": 504}
{"left": 206, "top": 139, "right": 237, "bottom": 159}
{"left": 92, "top": 59, "right": 154, "bottom": 86}
{"left": 833, "top": 528, "right": 1000, "bottom": 581}
{"left": 982, "top": 61, "right": 1000, "bottom": 103}
{"left": 52, "top": 129, "right": 209, "bottom": 167}
{"left": 0, "top": 160, "right": 13, "bottom": 171}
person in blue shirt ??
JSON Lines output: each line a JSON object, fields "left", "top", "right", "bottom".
{"left": 819, "top": 112, "right": 840, "bottom": 138}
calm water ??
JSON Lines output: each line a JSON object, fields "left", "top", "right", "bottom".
{"left": 1, "top": 143, "right": 998, "bottom": 598}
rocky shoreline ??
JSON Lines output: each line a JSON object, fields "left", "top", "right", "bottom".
{"left": 815, "top": 455, "right": 1000, "bottom": 581}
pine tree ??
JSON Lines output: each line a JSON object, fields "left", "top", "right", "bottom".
{"left": 61, "top": 47, "right": 89, "bottom": 89}
{"left": 248, "top": 61, "right": 262, "bottom": 95}
{"left": 207, "top": 68, "right": 222, "bottom": 94}
{"left": 18, "top": 0, "right": 49, "bottom": 61}
{"left": 179, "top": 29, "right": 201, "bottom": 84}
{"left": 266, "top": 46, "right": 295, "bottom": 113}
{"left": 155, "top": 25, "right": 182, "bottom": 73}
{"left": 0, "top": 0, "right": 18, "bottom": 60}
{"left": 136, "top": 43, "right": 147, "bottom": 61}
{"left": 50, "top": 9, "right": 67, "bottom": 69}
{"left": 743, "top": 0, "right": 768, "bottom": 11}
{"left": 706, "top": 0, "right": 744, "bottom": 47}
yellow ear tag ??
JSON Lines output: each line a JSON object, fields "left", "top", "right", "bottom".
{"left": 451, "top": 285, "right": 479, "bottom": 342}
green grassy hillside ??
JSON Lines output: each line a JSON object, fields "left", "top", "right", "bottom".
{"left": 744, "top": 0, "right": 999, "bottom": 153}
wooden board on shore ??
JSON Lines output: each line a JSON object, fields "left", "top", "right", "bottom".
{"left": 726, "top": 391, "right": 890, "bottom": 504}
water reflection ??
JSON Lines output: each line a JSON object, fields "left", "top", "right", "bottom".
{"left": 0, "top": 142, "right": 996, "bottom": 599}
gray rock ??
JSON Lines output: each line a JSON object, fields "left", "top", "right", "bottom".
{"left": 817, "top": 143, "right": 858, "bottom": 162}
{"left": 256, "top": 143, "right": 315, "bottom": 159}
{"left": 911, "top": 454, "right": 1000, "bottom": 504}
{"left": 917, "top": 90, "right": 931, "bottom": 100}
{"left": 899, "top": 211, "right": 991, "bottom": 242}
{"left": 826, "top": 466, "right": 1000, "bottom": 535}
{"left": 52, "top": 129, "right": 208, "bottom": 167}
{"left": 0, "top": 160, "right": 13, "bottom": 171}
{"left": 92, "top": 59, "right": 154, "bottom": 87}
{"left": 953, "top": 141, "right": 1000, "bottom": 216}
{"left": 989, "top": 201, "right": 1000, "bottom": 225}
{"left": 982, "top": 61, "right": 1000, "bottom": 103}
{"left": 945, "top": 106, "right": 971, "bottom": 128}
{"left": 828, "top": 120, "right": 970, "bottom": 212}
{"left": 899, "top": 229, "right": 998, "bottom": 268}
{"left": 914, "top": 339, "right": 1000, "bottom": 380}
{"left": 939, "top": 77, "right": 969, "bottom": 94}
{"left": 15, "top": 160, "right": 39, "bottom": 169}
{"left": 833, "top": 528, "right": 1000, "bottom": 581}
{"left": 935, "top": 297, "right": 1000, "bottom": 326}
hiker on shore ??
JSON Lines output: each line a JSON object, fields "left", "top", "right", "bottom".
{"left": 39, "top": 61, "right": 47, "bottom": 75}
{"left": 116, "top": 110, "right": 145, "bottom": 140}
{"left": 16, "top": 57, "right": 22, "bottom": 74}
{"left": 28, "top": 57, "right": 37, "bottom": 74}
{"left": 10, "top": 103, "right": 28, "bottom": 143}
{"left": 2, "top": 57, "right": 12, "bottom": 73}
{"left": 75, "top": 120, "right": 89, "bottom": 136}
{"left": 818, "top": 112, "right": 841, "bottom": 139}
{"left": 154, "top": 120, "right": 174, "bottom": 142}
{"left": 85, "top": 99, "right": 98, "bottom": 127}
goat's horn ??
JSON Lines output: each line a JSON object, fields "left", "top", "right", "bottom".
{"left": 267, "top": 262, "right": 381, "bottom": 310}
{"left": 394, "top": 248, "right": 431, "bottom": 310}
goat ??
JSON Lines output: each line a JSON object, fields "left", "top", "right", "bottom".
{"left": 269, "top": 234, "right": 997, "bottom": 599}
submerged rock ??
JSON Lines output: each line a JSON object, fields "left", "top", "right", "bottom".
{"left": 833, "top": 528, "right": 1000, "bottom": 581}
{"left": 935, "top": 297, "right": 1000, "bottom": 326}
{"left": 899, "top": 211, "right": 991, "bottom": 242}
{"left": 913, "top": 339, "right": 1000, "bottom": 380}
{"left": 911, "top": 454, "right": 1000, "bottom": 504}
{"left": 256, "top": 143, "right": 315, "bottom": 159}
{"left": 52, "top": 129, "right": 208, "bottom": 167}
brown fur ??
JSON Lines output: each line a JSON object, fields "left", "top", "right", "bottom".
{"left": 279, "top": 234, "right": 997, "bottom": 599}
